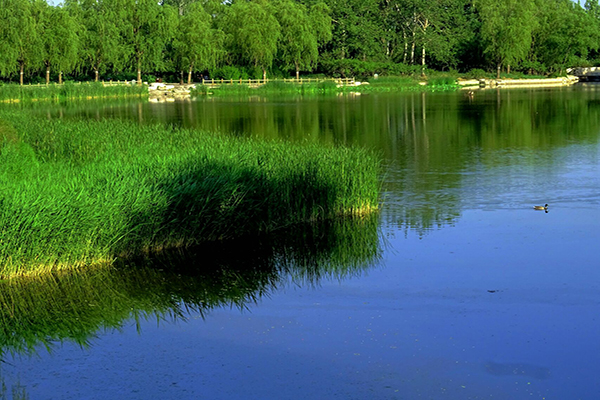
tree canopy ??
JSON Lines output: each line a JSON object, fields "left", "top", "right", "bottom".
{"left": 1, "top": 0, "right": 600, "bottom": 84}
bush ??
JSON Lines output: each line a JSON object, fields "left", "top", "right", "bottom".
{"left": 463, "top": 68, "right": 489, "bottom": 79}
{"left": 211, "top": 66, "right": 244, "bottom": 80}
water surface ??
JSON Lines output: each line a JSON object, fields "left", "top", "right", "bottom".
{"left": 2, "top": 86, "right": 600, "bottom": 399}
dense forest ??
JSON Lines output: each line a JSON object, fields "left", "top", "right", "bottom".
{"left": 0, "top": 0, "right": 599, "bottom": 84}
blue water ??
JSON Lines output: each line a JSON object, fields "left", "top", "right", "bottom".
{"left": 3, "top": 88, "right": 600, "bottom": 399}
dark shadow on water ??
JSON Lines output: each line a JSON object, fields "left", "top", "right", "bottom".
{"left": 0, "top": 215, "right": 381, "bottom": 358}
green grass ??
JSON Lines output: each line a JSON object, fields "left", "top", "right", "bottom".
{"left": 0, "top": 111, "right": 380, "bottom": 277}
{"left": 0, "top": 81, "right": 148, "bottom": 103}
{"left": 190, "top": 80, "right": 342, "bottom": 96}
{"left": 190, "top": 76, "right": 460, "bottom": 97}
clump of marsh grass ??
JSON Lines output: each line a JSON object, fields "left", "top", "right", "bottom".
{"left": 0, "top": 82, "right": 147, "bottom": 103}
{"left": 191, "top": 80, "right": 349, "bottom": 97}
{"left": 0, "top": 112, "right": 380, "bottom": 277}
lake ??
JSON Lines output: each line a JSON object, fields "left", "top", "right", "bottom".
{"left": 2, "top": 85, "right": 600, "bottom": 399}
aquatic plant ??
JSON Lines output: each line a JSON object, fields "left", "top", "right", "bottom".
{"left": 0, "top": 82, "right": 147, "bottom": 103}
{"left": 0, "top": 112, "right": 380, "bottom": 277}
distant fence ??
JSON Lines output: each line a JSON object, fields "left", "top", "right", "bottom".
{"left": 198, "top": 77, "right": 356, "bottom": 87}
{"left": 23, "top": 78, "right": 357, "bottom": 87}
{"left": 21, "top": 81, "right": 140, "bottom": 87}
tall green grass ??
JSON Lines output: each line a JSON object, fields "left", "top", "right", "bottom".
{"left": 0, "top": 81, "right": 147, "bottom": 103}
{"left": 190, "top": 80, "right": 341, "bottom": 97}
{"left": 0, "top": 112, "right": 380, "bottom": 277}
{"left": 191, "top": 77, "right": 458, "bottom": 97}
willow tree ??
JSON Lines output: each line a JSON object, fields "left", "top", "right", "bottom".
{"left": 273, "top": 0, "right": 331, "bottom": 79}
{"left": 477, "top": 0, "right": 537, "bottom": 77}
{"left": 222, "top": 0, "right": 280, "bottom": 80}
{"left": 40, "top": 5, "right": 80, "bottom": 84}
{"left": 0, "top": 0, "right": 19, "bottom": 78}
{"left": 0, "top": 0, "right": 43, "bottom": 84}
{"left": 71, "top": 0, "right": 128, "bottom": 81}
{"left": 172, "top": 2, "right": 222, "bottom": 84}
{"left": 122, "top": 0, "right": 177, "bottom": 84}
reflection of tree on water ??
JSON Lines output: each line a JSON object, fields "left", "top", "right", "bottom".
{"left": 40, "top": 87, "right": 600, "bottom": 234}
{"left": 0, "top": 216, "right": 381, "bottom": 358}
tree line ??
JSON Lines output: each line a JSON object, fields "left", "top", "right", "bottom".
{"left": 0, "top": 0, "right": 599, "bottom": 84}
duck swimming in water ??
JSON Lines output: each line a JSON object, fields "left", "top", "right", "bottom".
{"left": 533, "top": 204, "right": 548, "bottom": 210}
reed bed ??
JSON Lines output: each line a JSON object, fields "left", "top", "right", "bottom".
{"left": 0, "top": 112, "right": 380, "bottom": 277}
{"left": 190, "top": 77, "right": 458, "bottom": 97}
{"left": 190, "top": 80, "right": 340, "bottom": 96}
{"left": 0, "top": 82, "right": 147, "bottom": 103}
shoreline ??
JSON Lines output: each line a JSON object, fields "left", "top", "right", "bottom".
{"left": 457, "top": 76, "right": 579, "bottom": 90}
{"left": 0, "top": 76, "right": 584, "bottom": 104}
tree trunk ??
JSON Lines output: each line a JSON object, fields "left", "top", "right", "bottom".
{"left": 421, "top": 45, "right": 426, "bottom": 77}
{"left": 263, "top": 69, "right": 267, "bottom": 81}
{"left": 46, "top": 67, "right": 50, "bottom": 84}
{"left": 410, "top": 36, "right": 415, "bottom": 64}
{"left": 94, "top": 69, "right": 99, "bottom": 82}
{"left": 20, "top": 63, "right": 24, "bottom": 85}
{"left": 180, "top": 70, "right": 184, "bottom": 85}
{"left": 188, "top": 65, "right": 193, "bottom": 84}
{"left": 403, "top": 32, "right": 408, "bottom": 64}
{"left": 507, "top": 64, "right": 511, "bottom": 74}
{"left": 497, "top": 64, "right": 501, "bottom": 79}
{"left": 59, "top": 71, "right": 63, "bottom": 84}
{"left": 137, "top": 59, "right": 142, "bottom": 84}
{"left": 295, "top": 61, "right": 299, "bottom": 80}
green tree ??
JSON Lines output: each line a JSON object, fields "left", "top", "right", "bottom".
{"left": 309, "top": 2, "right": 333, "bottom": 45}
{"left": 69, "top": 0, "right": 128, "bottom": 81}
{"left": 532, "top": 0, "right": 597, "bottom": 74}
{"left": 222, "top": 0, "right": 280, "bottom": 80}
{"left": 477, "top": 0, "right": 537, "bottom": 77}
{"left": 172, "top": 2, "right": 222, "bottom": 84}
{"left": 0, "top": 0, "right": 20, "bottom": 78}
{"left": 273, "top": 0, "right": 319, "bottom": 79}
{"left": 122, "top": 0, "right": 177, "bottom": 83}
{"left": 40, "top": 5, "right": 80, "bottom": 84}
{"left": 322, "top": 0, "right": 385, "bottom": 61}
{"left": 2, "top": 0, "right": 44, "bottom": 84}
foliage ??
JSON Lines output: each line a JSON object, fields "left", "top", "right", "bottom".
{"left": 121, "top": 0, "right": 177, "bottom": 83}
{"left": 478, "top": 0, "right": 537, "bottom": 76}
{"left": 172, "top": 2, "right": 222, "bottom": 84}
{"left": 273, "top": 0, "right": 320, "bottom": 78}
{"left": 0, "top": 111, "right": 380, "bottom": 276}
{"left": 1, "top": 0, "right": 599, "bottom": 83}
{"left": 320, "top": 59, "right": 421, "bottom": 78}
{"left": 0, "top": 82, "right": 147, "bottom": 102}
{"left": 70, "top": 0, "right": 129, "bottom": 81}
{"left": 220, "top": 0, "right": 281, "bottom": 80}
{"left": 40, "top": 4, "right": 80, "bottom": 83}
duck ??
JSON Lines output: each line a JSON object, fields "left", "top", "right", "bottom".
{"left": 533, "top": 204, "right": 548, "bottom": 210}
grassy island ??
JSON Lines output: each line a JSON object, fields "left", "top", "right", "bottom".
{"left": 0, "top": 111, "right": 380, "bottom": 278}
